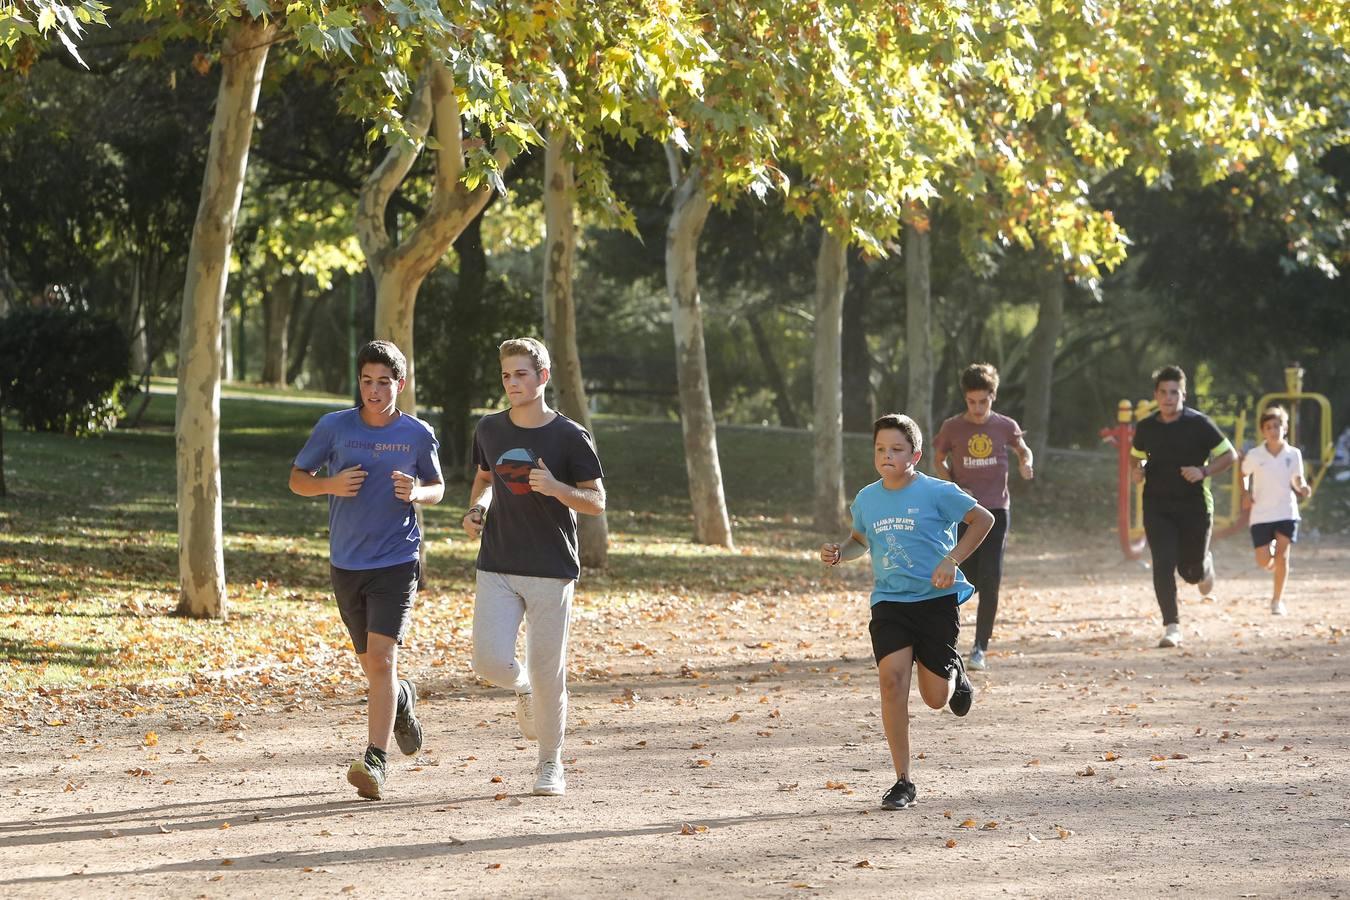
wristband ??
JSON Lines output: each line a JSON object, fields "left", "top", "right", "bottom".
{"left": 469, "top": 504, "right": 486, "bottom": 518}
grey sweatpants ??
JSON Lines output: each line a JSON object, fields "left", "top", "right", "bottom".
{"left": 471, "top": 570, "right": 574, "bottom": 756}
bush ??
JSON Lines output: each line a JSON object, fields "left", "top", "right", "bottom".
{"left": 0, "top": 306, "right": 131, "bottom": 434}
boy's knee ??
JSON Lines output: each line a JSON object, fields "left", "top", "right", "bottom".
{"left": 471, "top": 648, "right": 515, "bottom": 687}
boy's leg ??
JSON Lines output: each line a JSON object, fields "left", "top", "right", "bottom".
{"left": 1271, "top": 532, "right": 1293, "bottom": 605}
{"left": 1142, "top": 503, "right": 1181, "bottom": 625}
{"left": 914, "top": 661, "right": 951, "bottom": 709}
{"left": 358, "top": 633, "right": 399, "bottom": 752}
{"left": 1254, "top": 545, "right": 1273, "bottom": 571}
{"left": 876, "top": 647, "right": 915, "bottom": 780}
{"left": 972, "top": 508, "right": 1009, "bottom": 650}
{"left": 1175, "top": 502, "right": 1214, "bottom": 595}
{"left": 471, "top": 571, "right": 531, "bottom": 693}
{"left": 518, "top": 575, "right": 574, "bottom": 763}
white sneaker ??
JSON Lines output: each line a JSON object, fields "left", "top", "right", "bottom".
{"left": 968, "top": 646, "right": 988, "bottom": 671}
{"left": 1271, "top": 599, "right": 1288, "bottom": 616}
{"left": 1158, "top": 624, "right": 1182, "bottom": 648}
{"left": 516, "top": 692, "right": 538, "bottom": 742}
{"left": 533, "top": 760, "right": 566, "bottom": 796}
{"left": 1198, "top": 558, "right": 1215, "bottom": 599}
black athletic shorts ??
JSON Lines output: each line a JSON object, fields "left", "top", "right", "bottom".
{"left": 869, "top": 594, "right": 960, "bottom": 676}
{"left": 1250, "top": 519, "right": 1298, "bottom": 547}
{"left": 330, "top": 560, "right": 419, "bottom": 654}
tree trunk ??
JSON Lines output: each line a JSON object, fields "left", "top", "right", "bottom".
{"left": 905, "top": 219, "right": 934, "bottom": 456}
{"left": 285, "top": 283, "right": 327, "bottom": 385}
{"left": 542, "top": 130, "right": 608, "bottom": 567}
{"left": 665, "top": 147, "right": 733, "bottom": 548}
{"left": 745, "top": 312, "right": 799, "bottom": 428}
{"left": 440, "top": 202, "right": 490, "bottom": 477}
{"left": 220, "top": 313, "right": 233, "bottom": 382}
{"left": 175, "top": 16, "right": 276, "bottom": 620}
{"left": 128, "top": 262, "right": 149, "bottom": 376}
{"left": 842, "top": 247, "right": 871, "bottom": 432}
{"left": 356, "top": 60, "right": 503, "bottom": 416}
{"left": 813, "top": 229, "right": 847, "bottom": 531}
{"left": 260, "top": 273, "right": 295, "bottom": 385}
{"left": 1024, "top": 264, "right": 1066, "bottom": 462}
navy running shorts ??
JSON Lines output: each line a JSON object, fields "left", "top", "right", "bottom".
{"left": 1250, "top": 520, "right": 1298, "bottom": 547}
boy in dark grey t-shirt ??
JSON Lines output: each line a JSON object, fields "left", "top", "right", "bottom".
{"left": 463, "top": 338, "right": 605, "bottom": 797}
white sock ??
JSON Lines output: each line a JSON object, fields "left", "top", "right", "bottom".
{"left": 539, "top": 748, "right": 562, "bottom": 767}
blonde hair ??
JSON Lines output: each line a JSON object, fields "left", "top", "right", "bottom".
{"left": 498, "top": 337, "right": 550, "bottom": 373}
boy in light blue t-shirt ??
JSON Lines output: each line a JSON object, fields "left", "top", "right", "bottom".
{"left": 290, "top": 340, "right": 444, "bottom": 800}
{"left": 821, "top": 413, "right": 993, "bottom": 811}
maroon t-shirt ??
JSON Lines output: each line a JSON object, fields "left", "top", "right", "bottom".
{"left": 934, "top": 412, "right": 1023, "bottom": 509}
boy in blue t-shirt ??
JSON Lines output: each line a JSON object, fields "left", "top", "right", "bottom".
{"left": 821, "top": 413, "right": 993, "bottom": 811}
{"left": 289, "top": 340, "right": 444, "bottom": 800}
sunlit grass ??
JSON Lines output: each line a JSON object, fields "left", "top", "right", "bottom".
{"left": 0, "top": 383, "right": 1125, "bottom": 694}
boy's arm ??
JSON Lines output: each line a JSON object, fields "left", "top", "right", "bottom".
{"left": 528, "top": 459, "right": 606, "bottom": 515}
{"left": 289, "top": 465, "right": 365, "bottom": 498}
{"left": 821, "top": 530, "right": 868, "bottom": 566}
{"left": 1183, "top": 441, "right": 1237, "bottom": 483}
{"left": 1012, "top": 434, "right": 1035, "bottom": 480}
{"left": 463, "top": 467, "right": 494, "bottom": 539}
{"left": 932, "top": 505, "right": 995, "bottom": 589}
{"left": 392, "top": 471, "right": 444, "bottom": 505}
{"left": 932, "top": 447, "right": 953, "bottom": 481}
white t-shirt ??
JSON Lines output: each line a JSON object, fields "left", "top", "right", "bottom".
{"left": 1241, "top": 443, "right": 1304, "bottom": 525}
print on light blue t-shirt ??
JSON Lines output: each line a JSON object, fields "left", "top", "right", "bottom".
{"left": 294, "top": 408, "right": 442, "bottom": 571}
{"left": 850, "top": 472, "right": 978, "bottom": 606}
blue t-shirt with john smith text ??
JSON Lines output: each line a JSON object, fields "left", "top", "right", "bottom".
{"left": 293, "top": 408, "right": 442, "bottom": 571}
{"left": 850, "top": 472, "right": 978, "bottom": 606}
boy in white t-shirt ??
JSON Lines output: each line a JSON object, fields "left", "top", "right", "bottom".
{"left": 1241, "top": 406, "right": 1312, "bottom": 615}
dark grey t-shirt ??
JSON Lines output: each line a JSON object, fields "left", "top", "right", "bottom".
{"left": 472, "top": 410, "right": 604, "bottom": 581}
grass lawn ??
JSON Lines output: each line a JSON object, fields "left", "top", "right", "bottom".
{"left": 0, "top": 381, "right": 1203, "bottom": 694}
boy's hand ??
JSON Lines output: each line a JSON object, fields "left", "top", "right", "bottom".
{"left": 330, "top": 465, "right": 367, "bottom": 497}
{"left": 1180, "top": 465, "right": 1206, "bottom": 483}
{"left": 528, "top": 458, "right": 561, "bottom": 497}
{"left": 1241, "top": 493, "right": 1254, "bottom": 510}
{"left": 1295, "top": 482, "right": 1312, "bottom": 499}
{"left": 1019, "top": 460, "right": 1034, "bottom": 481}
{"left": 463, "top": 507, "right": 484, "bottom": 540}
{"left": 820, "top": 542, "right": 842, "bottom": 566}
{"left": 391, "top": 470, "right": 416, "bottom": 502}
{"left": 931, "top": 557, "right": 957, "bottom": 589}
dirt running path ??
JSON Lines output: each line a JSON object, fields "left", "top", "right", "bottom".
{"left": 4, "top": 535, "right": 1349, "bottom": 898}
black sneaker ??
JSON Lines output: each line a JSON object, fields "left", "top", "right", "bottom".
{"left": 394, "top": 677, "right": 423, "bottom": 756}
{"left": 881, "top": 778, "right": 916, "bottom": 810}
{"left": 347, "top": 755, "right": 387, "bottom": 800}
{"left": 948, "top": 656, "right": 973, "bottom": 717}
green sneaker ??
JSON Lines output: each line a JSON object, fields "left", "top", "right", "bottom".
{"left": 394, "top": 678, "right": 423, "bottom": 756}
{"left": 347, "top": 756, "right": 387, "bottom": 800}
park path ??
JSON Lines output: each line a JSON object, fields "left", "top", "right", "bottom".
{"left": 3, "top": 534, "right": 1349, "bottom": 898}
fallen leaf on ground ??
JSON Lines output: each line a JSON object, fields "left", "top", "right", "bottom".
{"left": 945, "top": 839, "right": 958, "bottom": 848}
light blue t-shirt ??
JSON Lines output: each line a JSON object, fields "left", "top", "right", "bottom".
{"left": 294, "top": 408, "right": 442, "bottom": 571}
{"left": 850, "top": 473, "right": 978, "bottom": 606}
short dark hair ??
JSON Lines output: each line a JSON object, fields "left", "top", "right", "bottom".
{"left": 357, "top": 340, "right": 407, "bottom": 381}
{"left": 1260, "top": 405, "right": 1289, "bottom": 429}
{"left": 873, "top": 413, "right": 923, "bottom": 454}
{"left": 1152, "top": 364, "right": 1186, "bottom": 390}
{"left": 960, "top": 362, "right": 999, "bottom": 395}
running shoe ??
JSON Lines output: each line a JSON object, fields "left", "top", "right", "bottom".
{"left": 948, "top": 657, "right": 973, "bottom": 717}
{"left": 881, "top": 778, "right": 916, "bottom": 810}
{"left": 533, "top": 759, "right": 565, "bottom": 796}
{"left": 1158, "top": 623, "right": 1182, "bottom": 648}
{"left": 968, "top": 646, "right": 988, "bottom": 672}
{"left": 1271, "top": 599, "right": 1288, "bottom": 616}
{"left": 347, "top": 755, "right": 387, "bottom": 800}
{"left": 1198, "top": 555, "right": 1216, "bottom": 598}
{"left": 393, "top": 678, "right": 423, "bottom": 756}
{"left": 516, "top": 691, "right": 538, "bottom": 742}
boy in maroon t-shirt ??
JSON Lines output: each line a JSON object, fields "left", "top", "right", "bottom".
{"left": 933, "top": 363, "right": 1035, "bottom": 671}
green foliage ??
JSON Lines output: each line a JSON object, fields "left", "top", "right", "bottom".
{"left": 0, "top": 1, "right": 107, "bottom": 71}
{"left": 0, "top": 305, "right": 131, "bottom": 434}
